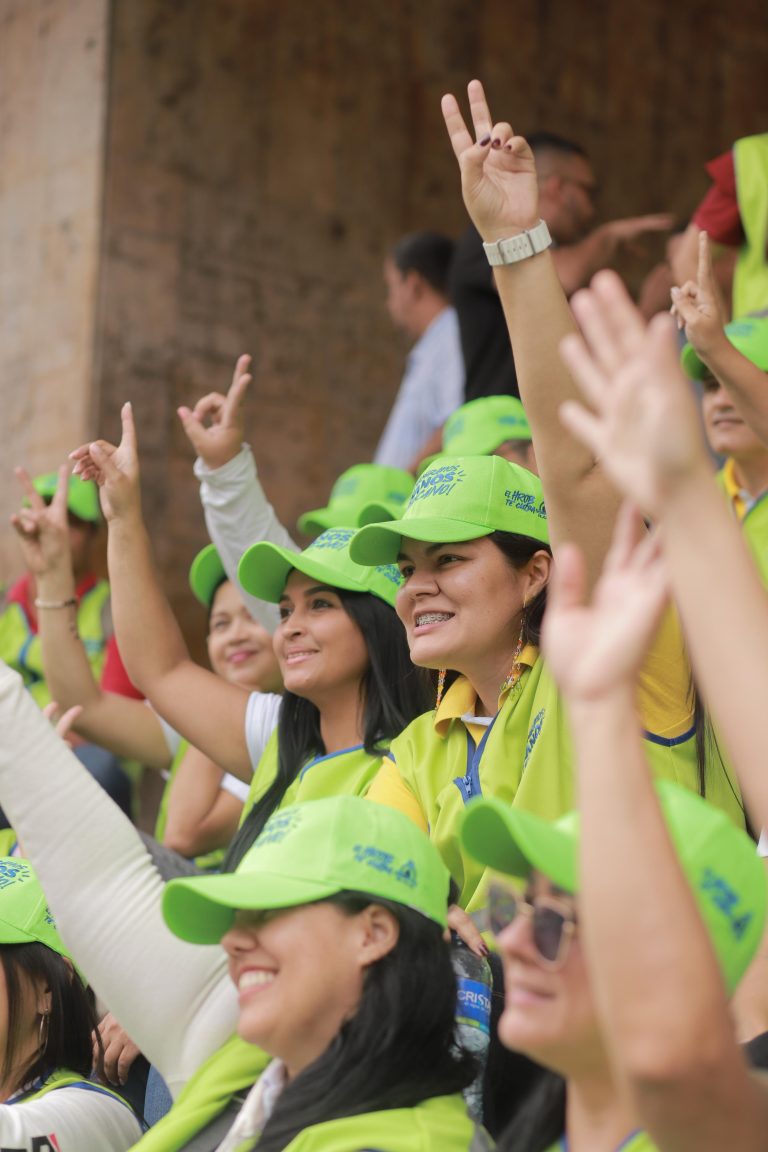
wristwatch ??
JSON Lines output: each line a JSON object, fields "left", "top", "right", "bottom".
{"left": 482, "top": 220, "right": 552, "bottom": 266}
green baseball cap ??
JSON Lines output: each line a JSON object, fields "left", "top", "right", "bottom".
{"left": 189, "top": 544, "right": 227, "bottom": 608}
{"left": 33, "top": 472, "right": 101, "bottom": 524}
{"left": 461, "top": 782, "right": 767, "bottom": 995}
{"left": 297, "top": 464, "right": 415, "bottom": 538}
{"left": 0, "top": 857, "right": 74, "bottom": 961}
{"left": 349, "top": 456, "right": 549, "bottom": 566}
{"left": 681, "top": 314, "right": 768, "bottom": 381}
{"left": 443, "top": 397, "right": 532, "bottom": 456}
{"left": 162, "top": 795, "right": 451, "bottom": 943}
{"left": 238, "top": 527, "right": 402, "bottom": 608}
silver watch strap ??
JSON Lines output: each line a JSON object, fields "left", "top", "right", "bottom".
{"left": 482, "top": 220, "right": 552, "bottom": 266}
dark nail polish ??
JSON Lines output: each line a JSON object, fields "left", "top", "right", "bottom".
{"left": 491, "top": 138, "right": 501, "bottom": 148}
{"left": 479, "top": 134, "right": 491, "bottom": 146}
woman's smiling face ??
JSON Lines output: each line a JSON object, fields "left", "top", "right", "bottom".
{"left": 395, "top": 536, "right": 529, "bottom": 679}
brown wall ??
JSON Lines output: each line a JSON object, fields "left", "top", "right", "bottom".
{"left": 2, "top": 0, "right": 767, "bottom": 652}
{"left": 0, "top": 0, "right": 108, "bottom": 587}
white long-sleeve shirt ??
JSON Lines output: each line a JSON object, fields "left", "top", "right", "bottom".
{"left": 193, "top": 446, "right": 299, "bottom": 632}
{"left": 0, "top": 662, "right": 237, "bottom": 1102}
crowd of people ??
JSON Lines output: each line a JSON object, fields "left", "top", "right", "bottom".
{"left": 0, "top": 78, "right": 767, "bottom": 1151}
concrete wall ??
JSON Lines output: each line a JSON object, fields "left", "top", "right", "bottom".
{"left": 0, "top": 0, "right": 108, "bottom": 587}
{"left": 2, "top": 0, "right": 767, "bottom": 649}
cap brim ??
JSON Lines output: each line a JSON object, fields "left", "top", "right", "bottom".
{"left": 238, "top": 540, "right": 372, "bottom": 602}
{"left": 350, "top": 517, "right": 494, "bottom": 565}
{"left": 163, "top": 869, "right": 344, "bottom": 944}
{"left": 681, "top": 342, "right": 706, "bottom": 381}
{"left": 461, "top": 798, "right": 578, "bottom": 893}
{"left": 189, "top": 546, "right": 226, "bottom": 607}
{"left": 296, "top": 508, "right": 337, "bottom": 537}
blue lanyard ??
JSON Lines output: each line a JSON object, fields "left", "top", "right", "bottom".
{"left": 453, "top": 715, "right": 499, "bottom": 804}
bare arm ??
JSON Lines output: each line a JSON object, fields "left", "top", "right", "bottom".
{"left": 543, "top": 512, "right": 768, "bottom": 1152}
{"left": 71, "top": 405, "right": 253, "bottom": 779}
{"left": 11, "top": 466, "right": 171, "bottom": 770}
{"left": 558, "top": 272, "right": 768, "bottom": 833}
{"left": 441, "top": 80, "right": 623, "bottom": 589}
{"left": 552, "top": 213, "right": 674, "bottom": 298}
{"left": 162, "top": 744, "right": 243, "bottom": 858}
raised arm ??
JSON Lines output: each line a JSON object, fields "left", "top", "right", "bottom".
{"left": 179, "top": 354, "right": 298, "bottom": 628}
{"left": 11, "top": 466, "right": 172, "bottom": 770}
{"left": 542, "top": 509, "right": 768, "bottom": 1152}
{"left": 0, "top": 659, "right": 236, "bottom": 1095}
{"left": 672, "top": 231, "right": 768, "bottom": 443}
{"left": 441, "top": 79, "right": 622, "bottom": 589}
{"left": 553, "top": 212, "right": 674, "bottom": 298}
{"left": 71, "top": 404, "right": 253, "bottom": 779}
{"left": 558, "top": 272, "right": 768, "bottom": 832}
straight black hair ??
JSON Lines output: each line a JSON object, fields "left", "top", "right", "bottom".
{"left": 1, "top": 942, "right": 101, "bottom": 1091}
{"left": 494, "top": 1068, "right": 567, "bottom": 1152}
{"left": 223, "top": 590, "right": 431, "bottom": 870}
{"left": 252, "top": 895, "right": 477, "bottom": 1152}
{"left": 487, "top": 529, "right": 552, "bottom": 646}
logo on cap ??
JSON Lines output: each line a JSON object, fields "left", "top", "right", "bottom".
{"left": 353, "top": 844, "right": 418, "bottom": 889}
{"left": 700, "top": 867, "right": 754, "bottom": 940}
{"left": 312, "top": 528, "right": 356, "bottom": 552}
{"left": 258, "top": 809, "right": 303, "bottom": 847}
{"left": 0, "top": 859, "right": 31, "bottom": 890}
{"left": 505, "top": 489, "right": 546, "bottom": 519}
{"left": 408, "top": 464, "right": 466, "bottom": 507}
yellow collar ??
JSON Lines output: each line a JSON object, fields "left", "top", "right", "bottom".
{"left": 433, "top": 645, "right": 539, "bottom": 736}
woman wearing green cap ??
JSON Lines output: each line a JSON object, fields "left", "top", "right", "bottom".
{"left": 0, "top": 857, "right": 143, "bottom": 1150}
{"left": 0, "top": 681, "right": 488, "bottom": 1150}
{"left": 68, "top": 403, "right": 429, "bottom": 873}
{"left": 459, "top": 505, "right": 768, "bottom": 1152}
{"left": 348, "top": 82, "right": 743, "bottom": 915}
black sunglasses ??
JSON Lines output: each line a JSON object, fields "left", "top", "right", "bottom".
{"left": 476, "top": 880, "right": 578, "bottom": 970}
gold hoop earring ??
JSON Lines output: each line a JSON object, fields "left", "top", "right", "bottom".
{"left": 38, "top": 1011, "right": 50, "bottom": 1056}
{"left": 500, "top": 598, "right": 527, "bottom": 696}
{"left": 434, "top": 668, "right": 447, "bottom": 712}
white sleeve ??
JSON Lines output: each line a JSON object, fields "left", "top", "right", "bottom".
{"left": 0, "top": 662, "right": 238, "bottom": 1098}
{"left": 0, "top": 1084, "right": 143, "bottom": 1152}
{"left": 221, "top": 773, "right": 250, "bottom": 801}
{"left": 245, "top": 692, "right": 283, "bottom": 771}
{"left": 151, "top": 704, "right": 182, "bottom": 758}
{"left": 758, "top": 830, "right": 768, "bottom": 858}
{"left": 194, "top": 445, "right": 300, "bottom": 631}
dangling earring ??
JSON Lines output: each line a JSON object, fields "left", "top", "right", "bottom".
{"left": 500, "top": 599, "right": 527, "bottom": 696}
{"left": 38, "top": 1011, "right": 50, "bottom": 1056}
{"left": 434, "top": 668, "right": 447, "bottom": 712}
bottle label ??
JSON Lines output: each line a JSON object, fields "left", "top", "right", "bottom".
{"left": 456, "top": 977, "right": 491, "bottom": 1034}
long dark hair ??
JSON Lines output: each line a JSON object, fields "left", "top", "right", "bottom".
{"left": 487, "top": 530, "right": 551, "bottom": 647}
{"left": 1, "top": 942, "right": 101, "bottom": 1091}
{"left": 224, "top": 590, "right": 431, "bottom": 869}
{"left": 494, "top": 1068, "right": 566, "bottom": 1152}
{"left": 252, "top": 894, "right": 476, "bottom": 1152}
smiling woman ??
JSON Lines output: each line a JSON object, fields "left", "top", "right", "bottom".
{"left": 158, "top": 795, "right": 485, "bottom": 1151}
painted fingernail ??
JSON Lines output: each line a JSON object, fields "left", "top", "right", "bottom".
{"left": 491, "top": 137, "right": 501, "bottom": 148}
{"left": 478, "top": 134, "right": 491, "bottom": 146}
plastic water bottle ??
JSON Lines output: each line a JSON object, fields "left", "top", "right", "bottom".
{"left": 451, "top": 934, "right": 492, "bottom": 1122}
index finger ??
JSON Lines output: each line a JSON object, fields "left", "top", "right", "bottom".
{"left": 50, "top": 463, "right": 70, "bottom": 518}
{"left": 120, "top": 401, "right": 137, "bottom": 455}
{"left": 14, "top": 465, "right": 48, "bottom": 511}
{"left": 697, "top": 230, "right": 714, "bottom": 293}
{"left": 440, "top": 92, "right": 474, "bottom": 159}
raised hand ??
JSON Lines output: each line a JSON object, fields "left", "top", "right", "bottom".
{"left": 177, "top": 353, "right": 252, "bottom": 469}
{"left": 441, "top": 79, "right": 539, "bottom": 241}
{"left": 558, "top": 271, "right": 710, "bottom": 519}
{"left": 70, "top": 402, "right": 141, "bottom": 522}
{"left": 10, "top": 464, "right": 71, "bottom": 578}
{"left": 542, "top": 503, "right": 670, "bottom": 702}
{"left": 670, "top": 231, "right": 725, "bottom": 358}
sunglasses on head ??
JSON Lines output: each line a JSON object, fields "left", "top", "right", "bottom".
{"left": 475, "top": 879, "right": 578, "bottom": 970}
